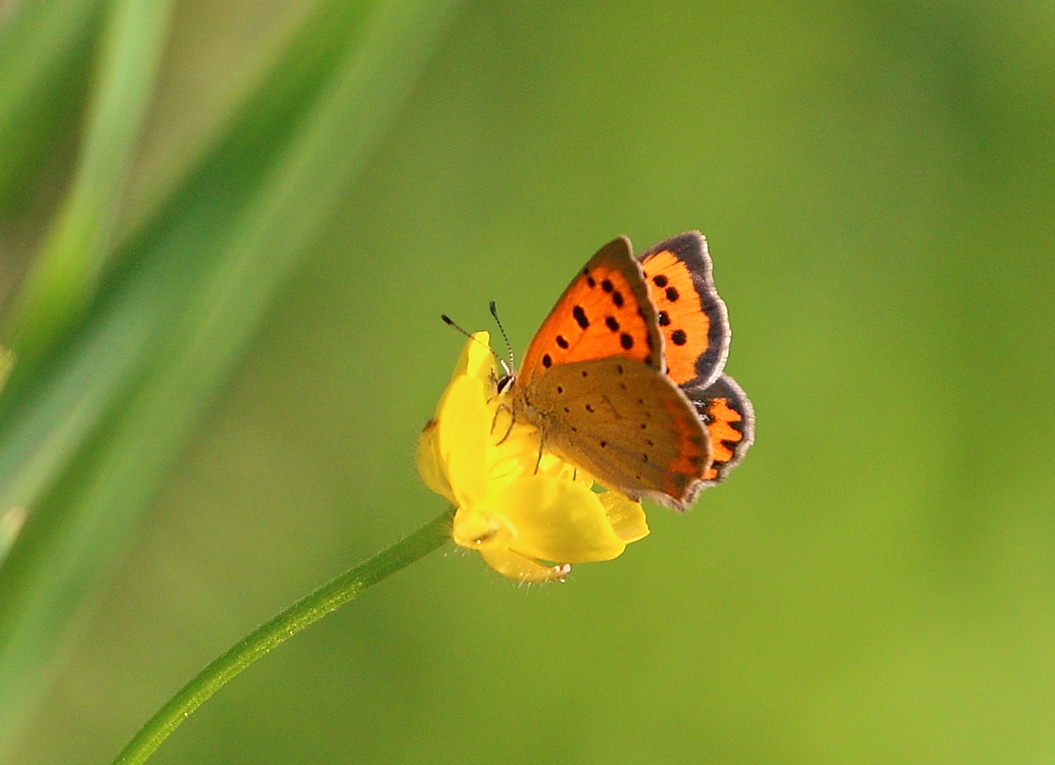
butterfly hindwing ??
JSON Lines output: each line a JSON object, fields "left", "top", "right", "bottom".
{"left": 683, "top": 373, "right": 754, "bottom": 487}
{"left": 638, "top": 232, "right": 730, "bottom": 391}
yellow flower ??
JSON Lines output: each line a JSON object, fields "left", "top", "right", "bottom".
{"left": 417, "top": 333, "right": 649, "bottom": 582}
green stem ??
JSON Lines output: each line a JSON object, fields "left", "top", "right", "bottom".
{"left": 110, "top": 505, "right": 456, "bottom": 765}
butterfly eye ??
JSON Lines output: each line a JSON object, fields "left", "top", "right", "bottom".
{"left": 495, "top": 374, "right": 514, "bottom": 394}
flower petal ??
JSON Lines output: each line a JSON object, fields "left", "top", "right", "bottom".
{"left": 461, "top": 330, "right": 496, "bottom": 383}
{"left": 452, "top": 507, "right": 514, "bottom": 550}
{"left": 444, "top": 330, "right": 493, "bottom": 384}
{"left": 488, "top": 415, "right": 541, "bottom": 483}
{"left": 479, "top": 475, "right": 627, "bottom": 563}
{"left": 416, "top": 419, "right": 454, "bottom": 503}
{"left": 479, "top": 549, "right": 571, "bottom": 583}
{"left": 436, "top": 374, "right": 493, "bottom": 508}
{"left": 599, "top": 492, "right": 650, "bottom": 543}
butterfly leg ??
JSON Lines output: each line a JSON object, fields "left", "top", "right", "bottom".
{"left": 491, "top": 402, "right": 516, "bottom": 444}
{"left": 534, "top": 430, "right": 546, "bottom": 475}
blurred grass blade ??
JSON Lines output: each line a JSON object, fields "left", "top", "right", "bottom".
{"left": 0, "top": 0, "right": 462, "bottom": 753}
{"left": 0, "top": 0, "right": 373, "bottom": 550}
{"left": 0, "top": 0, "right": 104, "bottom": 216}
{"left": 0, "top": 506, "right": 26, "bottom": 560}
{"left": 1, "top": 0, "right": 176, "bottom": 382}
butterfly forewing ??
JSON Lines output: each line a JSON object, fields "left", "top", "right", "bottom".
{"left": 518, "top": 237, "right": 664, "bottom": 389}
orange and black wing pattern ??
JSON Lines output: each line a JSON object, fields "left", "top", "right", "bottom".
{"left": 683, "top": 374, "right": 754, "bottom": 486}
{"left": 518, "top": 236, "right": 662, "bottom": 387}
{"left": 638, "top": 232, "right": 729, "bottom": 391}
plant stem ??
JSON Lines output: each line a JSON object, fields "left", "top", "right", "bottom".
{"left": 110, "top": 505, "right": 456, "bottom": 765}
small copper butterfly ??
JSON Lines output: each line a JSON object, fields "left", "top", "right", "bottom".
{"left": 505, "top": 232, "right": 753, "bottom": 510}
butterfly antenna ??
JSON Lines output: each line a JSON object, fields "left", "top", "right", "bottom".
{"left": 440, "top": 314, "right": 507, "bottom": 369}
{"left": 489, "top": 300, "right": 516, "bottom": 375}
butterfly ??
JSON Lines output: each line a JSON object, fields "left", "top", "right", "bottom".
{"left": 505, "top": 232, "right": 754, "bottom": 511}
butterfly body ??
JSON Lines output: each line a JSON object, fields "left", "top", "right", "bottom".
{"left": 507, "top": 233, "right": 753, "bottom": 511}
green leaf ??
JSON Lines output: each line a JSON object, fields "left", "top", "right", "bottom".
{"left": 1, "top": 0, "right": 177, "bottom": 376}
{"left": 0, "top": 0, "right": 462, "bottom": 753}
{"left": 0, "top": 0, "right": 103, "bottom": 216}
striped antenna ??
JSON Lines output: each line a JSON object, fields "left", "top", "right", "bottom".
{"left": 440, "top": 314, "right": 509, "bottom": 374}
{"left": 488, "top": 301, "right": 516, "bottom": 376}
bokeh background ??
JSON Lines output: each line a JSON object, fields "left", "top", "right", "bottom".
{"left": 2, "top": 0, "right": 1055, "bottom": 763}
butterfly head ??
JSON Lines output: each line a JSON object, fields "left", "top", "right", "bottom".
{"left": 495, "top": 369, "right": 515, "bottom": 396}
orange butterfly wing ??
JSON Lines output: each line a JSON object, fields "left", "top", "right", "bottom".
{"left": 640, "top": 233, "right": 754, "bottom": 487}
{"left": 684, "top": 374, "right": 755, "bottom": 485}
{"left": 638, "top": 232, "right": 730, "bottom": 390}
{"left": 511, "top": 237, "right": 712, "bottom": 509}
{"left": 518, "top": 237, "right": 662, "bottom": 387}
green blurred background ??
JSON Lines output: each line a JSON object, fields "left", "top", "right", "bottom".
{"left": 2, "top": 0, "right": 1055, "bottom": 763}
